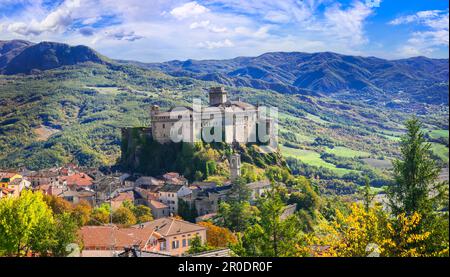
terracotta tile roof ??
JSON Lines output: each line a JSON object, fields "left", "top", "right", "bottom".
{"left": 163, "top": 172, "right": 180, "bottom": 179}
{"left": 149, "top": 200, "right": 168, "bottom": 209}
{"left": 61, "top": 173, "right": 93, "bottom": 187}
{"left": 134, "top": 217, "right": 206, "bottom": 237}
{"left": 79, "top": 226, "right": 157, "bottom": 250}
{"left": 0, "top": 187, "right": 15, "bottom": 194}
{"left": 0, "top": 172, "right": 18, "bottom": 179}
{"left": 112, "top": 191, "right": 134, "bottom": 202}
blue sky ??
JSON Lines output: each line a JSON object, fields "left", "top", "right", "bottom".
{"left": 0, "top": 0, "right": 448, "bottom": 62}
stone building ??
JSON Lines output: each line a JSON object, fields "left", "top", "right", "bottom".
{"left": 150, "top": 87, "right": 274, "bottom": 144}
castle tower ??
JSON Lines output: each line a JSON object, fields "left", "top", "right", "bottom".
{"left": 209, "top": 87, "right": 227, "bottom": 106}
{"left": 229, "top": 153, "right": 241, "bottom": 182}
{"left": 150, "top": 105, "right": 160, "bottom": 116}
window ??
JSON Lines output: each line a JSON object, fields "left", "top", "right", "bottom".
{"left": 172, "top": 240, "right": 179, "bottom": 249}
{"left": 160, "top": 242, "right": 166, "bottom": 251}
{"left": 182, "top": 239, "right": 187, "bottom": 247}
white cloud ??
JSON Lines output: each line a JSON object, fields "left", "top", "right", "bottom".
{"left": 197, "top": 39, "right": 234, "bottom": 49}
{"left": 6, "top": 0, "right": 81, "bottom": 36}
{"left": 390, "top": 9, "right": 449, "bottom": 56}
{"left": 323, "top": 1, "right": 373, "bottom": 46}
{"left": 170, "top": 1, "right": 209, "bottom": 20}
{"left": 189, "top": 20, "right": 227, "bottom": 33}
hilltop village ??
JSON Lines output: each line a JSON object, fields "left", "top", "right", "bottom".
{"left": 0, "top": 151, "right": 297, "bottom": 257}
{"left": 0, "top": 87, "right": 298, "bottom": 257}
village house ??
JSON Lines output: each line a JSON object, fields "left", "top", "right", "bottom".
{"left": 247, "top": 180, "right": 272, "bottom": 203}
{"left": 135, "top": 176, "right": 164, "bottom": 190}
{"left": 158, "top": 183, "right": 192, "bottom": 214}
{"left": 23, "top": 169, "right": 60, "bottom": 187}
{"left": 134, "top": 217, "right": 207, "bottom": 256}
{"left": 60, "top": 172, "right": 94, "bottom": 191}
{"left": 110, "top": 191, "right": 134, "bottom": 210}
{"left": 161, "top": 172, "right": 188, "bottom": 185}
{"left": 147, "top": 199, "right": 170, "bottom": 219}
{"left": 78, "top": 225, "right": 166, "bottom": 257}
{"left": 60, "top": 189, "right": 96, "bottom": 206}
{"left": 181, "top": 184, "right": 232, "bottom": 216}
{"left": 0, "top": 172, "right": 30, "bottom": 198}
{"left": 79, "top": 217, "right": 206, "bottom": 257}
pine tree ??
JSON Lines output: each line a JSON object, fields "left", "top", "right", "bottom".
{"left": 362, "top": 176, "right": 375, "bottom": 212}
{"left": 388, "top": 117, "right": 445, "bottom": 216}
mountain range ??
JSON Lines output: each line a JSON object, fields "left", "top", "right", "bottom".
{"left": 1, "top": 39, "right": 448, "bottom": 105}
{"left": 118, "top": 52, "right": 449, "bottom": 105}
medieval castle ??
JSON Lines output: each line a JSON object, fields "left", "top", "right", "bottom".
{"left": 149, "top": 87, "right": 276, "bottom": 145}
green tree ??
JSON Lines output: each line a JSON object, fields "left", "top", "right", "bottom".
{"left": 187, "top": 235, "right": 212, "bottom": 255}
{"left": 122, "top": 201, "right": 153, "bottom": 223}
{"left": 133, "top": 205, "right": 153, "bottom": 223}
{"left": 89, "top": 203, "right": 111, "bottom": 225}
{"left": 388, "top": 117, "right": 447, "bottom": 216}
{"left": 50, "top": 212, "right": 80, "bottom": 256}
{"left": 0, "top": 190, "right": 54, "bottom": 256}
{"left": 361, "top": 176, "right": 375, "bottom": 212}
{"left": 0, "top": 190, "right": 79, "bottom": 257}
{"left": 235, "top": 191, "right": 301, "bottom": 257}
{"left": 112, "top": 206, "right": 137, "bottom": 226}
{"left": 218, "top": 177, "right": 255, "bottom": 232}
{"left": 288, "top": 185, "right": 320, "bottom": 213}
{"left": 178, "top": 198, "right": 198, "bottom": 222}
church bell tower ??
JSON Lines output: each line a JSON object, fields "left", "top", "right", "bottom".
{"left": 229, "top": 153, "right": 241, "bottom": 182}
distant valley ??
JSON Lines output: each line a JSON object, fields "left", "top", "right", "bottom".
{"left": 0, "top": 39, "right": 448, "bottom": 191}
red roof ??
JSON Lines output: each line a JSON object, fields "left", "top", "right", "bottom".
{"left": 61, "top": 173, "right": 93, "bottom": 187}
{"left": 79, "top": 226, "right": 159, "bottom": 250}
{"left": 0, "top": 172, "right": 18, "bottom": 179}
{"left": 112, "top": 191, "right": 134, "bottom": 202}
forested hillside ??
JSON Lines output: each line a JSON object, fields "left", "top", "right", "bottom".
{"left": 0, "top": 40, "right": 448, "bottom": 191}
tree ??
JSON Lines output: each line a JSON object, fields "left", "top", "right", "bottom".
{"left": 89, "top": 203, "right": 110, "bottom": 225}
{"left": 361, "top": 176, "right": 375, "bottom": 212}
{"left": 72, "top": 200, "right": 92, "bottom": 226}
{"left": 0, "top": 190, "right": 54, "bottom": 256}
{"left": 178, "top": 198, "right": 198, "bottom": 222}
{"left": 133, "top": 205, "right": 153, "bottom": 223}
{"left": 388, "top": 117, "right": 445, "bottom": 216}
{"left": 217, "top": 177, "right": 255, "bottom": 232}
{"left": 43, "top": 195, "right": 73, "bottom": 215}
{"left": 299, "top": 203, "right": 447, "bottom": 257}
{"left": 235, "top": 191, "right": 301, "bottom": 257}
{"left": 187, "top": 235, "right": 212, "bottom": 254}
{"left": 122, "top": 200, "right": 153, "bottom": 223}
{"left": 0, "top": 190, "right": 79, "bottom": 257}
{"left": 198, "top": 221, "right": 237, "bottom": 248}
{"left": 288, "top": 184, "right": 320, "bottom": 213}
{"left": 112, "top": 206, "right": 137, "bottom": 226}
{"left": 228, "top": 177, "right": 251, "bottom": 203}
{"left": 50, "top": 212, "right": 80, "bottom": 257}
